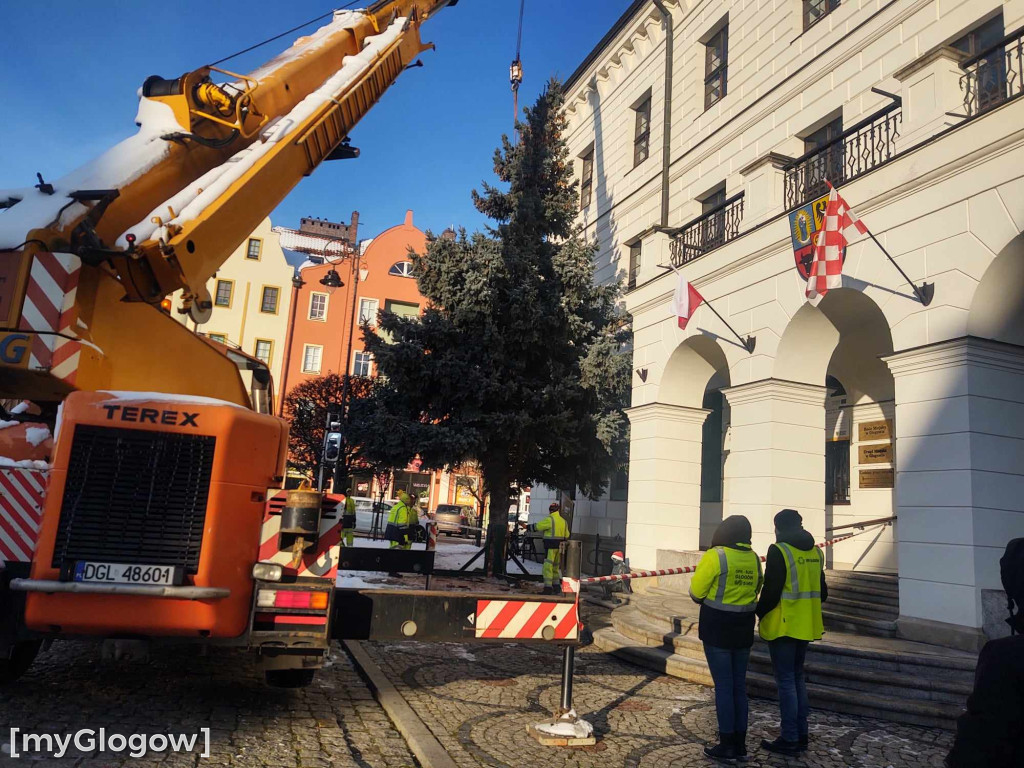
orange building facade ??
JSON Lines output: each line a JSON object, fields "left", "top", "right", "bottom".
{"left": 278, "top": 211, "right": 479, "bottom": 512}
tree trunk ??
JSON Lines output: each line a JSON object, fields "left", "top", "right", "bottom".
{"left": 483, "top": 465, "right": 510, "bottom": 578}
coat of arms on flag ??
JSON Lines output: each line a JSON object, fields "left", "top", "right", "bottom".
{"left": 804, "top": 184, "right": 867, "bottom": 305}
{"left": 788, "top": 192, "right": 831, "bottom": 279}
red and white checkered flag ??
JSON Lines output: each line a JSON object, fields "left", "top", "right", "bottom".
{"left": 805, "top": 183, "right": 867, "bottom": 305}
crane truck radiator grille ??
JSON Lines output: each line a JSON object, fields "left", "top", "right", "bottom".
{"left": 51, "top": 425, "right": 216, "bottom": 574}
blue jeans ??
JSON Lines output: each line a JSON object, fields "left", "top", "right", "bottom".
{"left": 703, "top": 644, "right": 751, "bottom": 734}
{"left": 768, "top": 638, "right": 810, "bottom": 742}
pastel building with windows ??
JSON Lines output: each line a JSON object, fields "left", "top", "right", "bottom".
{"left": 561, "top": 0, "right": 1024, "bottom": 650}
{"left": 170, "top": 216, "right": 293, "bottom": 400}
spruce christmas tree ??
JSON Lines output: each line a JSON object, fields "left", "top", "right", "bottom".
{"left": 356, "top": 80, "right": 630, "bottom": 575}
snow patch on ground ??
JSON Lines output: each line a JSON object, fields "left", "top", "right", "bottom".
{"left": 24, "top": 426, "right": 51, "bottom": 447}
{"left": 0, "top": 99, "right": 180, "bottom": 249}
{"left": 118, "top": 17, "right": 407, "bottom": 249}
{"left": 10, "top": 403, "right": 29, "bottom": 415}
{"left": 0, "top": 421, "right": 17, "bottom": 430}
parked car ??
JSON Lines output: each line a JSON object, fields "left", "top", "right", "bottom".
{"left": 434, "top": 504, "right": 468, "bottom": 536}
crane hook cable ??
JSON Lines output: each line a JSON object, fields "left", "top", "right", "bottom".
{"left": 208, "top": 2, "right": 362, "bottom": 68}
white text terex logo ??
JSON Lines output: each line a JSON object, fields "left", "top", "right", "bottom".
{"left": 101, "top": 404, "right": 199, "bottom": 427}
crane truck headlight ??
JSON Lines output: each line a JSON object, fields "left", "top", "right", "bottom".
{"left": 252, "top": 563, "right": 283, "bottom": 582}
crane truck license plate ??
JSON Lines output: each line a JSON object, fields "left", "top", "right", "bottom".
{"left": 73, "top": 562, "right": 181, "bottom": 586}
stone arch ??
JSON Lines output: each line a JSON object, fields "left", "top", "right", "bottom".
{"left": 659, "top": 335, "right": 731, "bottom": 407}
{"left": 774, "top": 288, "right": 894, "bottom": 402}
{"left": 968, "top": 233, "right": 1024, "bottom": 346}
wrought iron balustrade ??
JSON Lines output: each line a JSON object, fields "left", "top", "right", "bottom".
{"left": 961, "top": 27, "right": 1024, "bottom": 117}
{"left": 669, "top": 193, "right": 745, "bottom": 268}
{"left": 783, "top": 103, "right": 901, "bottom": 210}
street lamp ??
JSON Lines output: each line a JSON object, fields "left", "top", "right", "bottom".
{"left": 319, "top": 268, "right": 344, "bottom": 292}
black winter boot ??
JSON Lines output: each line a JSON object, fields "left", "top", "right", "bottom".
{"left": 703, "top": 732, "right": 738, "bottom": 761}
{"left": 799, "top": 733, "right": 809, "bottom": 752}
{"left": 733, "top": 731, "right": 748, "bottom": 761}
{"left": 760, "top": 736, "right": 801, "bottom": 756}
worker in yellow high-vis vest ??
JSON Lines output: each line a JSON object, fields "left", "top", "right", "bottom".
{"left": 531, "top": 503, "right": 570, "bottom": 595}
{"left": 756, "top": 508, "right": 828, "bottom": 757}
{"left": 386, "top": 491, "right": 415, "bottom": 551}
{"left": 689, "top": 515, "right": 763, "bottom": 761}
{"left": 341, "top": 488, "right": 357, "bottom": 548}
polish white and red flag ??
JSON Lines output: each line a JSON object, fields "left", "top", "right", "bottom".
{"left": 805, "top": 183, "right": 868, "bottom": 305}
{"left": 671, "top": 274, "right": 704, "bottom": 329}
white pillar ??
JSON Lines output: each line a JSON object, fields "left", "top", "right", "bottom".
{"left": 624, "top": 402, "right": 709, "bottom": 569}
{"left": 721, "top": 379, "right": 828, "bottom": 556}
{"left": 884, "top": 337, "right": 1024, "bottom": 651}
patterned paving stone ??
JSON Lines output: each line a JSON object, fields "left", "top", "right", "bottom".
{"left": 0, "top": 641, "right": 416, "bottom": 768}
{"left": 360, "top": 607, "right": 954, "bottom": 768}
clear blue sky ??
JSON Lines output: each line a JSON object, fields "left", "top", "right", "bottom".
{"left": 0, "top": 1, "right": 629, "bottom": 241}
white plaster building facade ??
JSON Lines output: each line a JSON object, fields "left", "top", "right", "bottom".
{"left": 562, "top": 0, "right": 1024, "bottom": 650}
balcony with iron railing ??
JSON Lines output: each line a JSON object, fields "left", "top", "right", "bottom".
{"left": 783, "top": 102, "right": 902, "bottom": 210}
{"left": 669, "top": 193, "right": 745, "bottom": 268}
{"left": 960, "top": 26, "right": 1024, "bottom": 118}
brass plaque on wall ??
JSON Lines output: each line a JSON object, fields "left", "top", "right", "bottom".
{"left": 859, "top": 444, "right": 892, "bottom": 464}
{"left": 859, "top": 468, "right": 894, "bottom": 489}
{"left": 858, "top": 420, "right": 892, "bottom": 441}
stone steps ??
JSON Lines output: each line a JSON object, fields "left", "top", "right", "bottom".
{"left": 612, "top": 605, "right": 970, "bottom": 704}
{"left": 825, "top": 595, "right": 899, "bottom": 620}
{"left": 594, "top": 625, "right": 965, "bottom": 731}
{"left": 822, "top": 608, "right": 899, "bottom": 638}
{"left": 592, "top": 593, "right": 977, "bottom": 730}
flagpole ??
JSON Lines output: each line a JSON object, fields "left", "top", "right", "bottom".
{"left": 862, "top": 227, "right": 934, "bottom": 306}
{"left": 658, "top": 262, "right": 756, "bottom": 353}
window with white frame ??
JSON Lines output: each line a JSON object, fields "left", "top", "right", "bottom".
{"left": 579, "top": 146, "right": 594, "bottom": 209}
{"left": 389, "top": 261, "right": 414, "bottom": 277}
{"left": 301, "top": 344, "right": 323, "bottom": 374}
{"left": 633, "top": 97, "right": 651, "bottom": 167}
{"left": 308, "top": 292, "right": 328, "bottom": 321}
{"left": 254, "top": 339, "right": 272, "bottom": 364}
{"left": 704, "top": 21, "right": 728, "bottom": 110}
{"left": 359, "top": 297, "right": 379, "bottom": 326}
{"left": 352, "top": 351, "right": 372, "bottom": 377}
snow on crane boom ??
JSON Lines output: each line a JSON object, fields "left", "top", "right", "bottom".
{"left": 0, "top": 0, "right": 455, "bottom": 403}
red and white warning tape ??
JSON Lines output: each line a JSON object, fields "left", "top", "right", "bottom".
{"left": 578, "top": 529, "right": 867, "bottom": 586}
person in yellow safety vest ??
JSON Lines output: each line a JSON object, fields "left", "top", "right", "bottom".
{"left": 688, "top": 515, "right": 763, "bottom": 761}
{"left": 386, "top": 491, "right": 415, "bottom": 551}
{"left": 341, "top": 488, "right": 357, "bottom": 548}
{"left": 530, "top": 502, "right": 570, "bottom": 595}
{"left": 756, "top": 508, "right": 828, "bottom": 757}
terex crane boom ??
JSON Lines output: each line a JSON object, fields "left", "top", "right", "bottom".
{"left": 0, "top": 0, "right": 583, "bottom": 690}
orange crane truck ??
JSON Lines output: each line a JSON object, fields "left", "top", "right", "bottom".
{"left": 0, "top": 0, "right": 582, "bottom": 689}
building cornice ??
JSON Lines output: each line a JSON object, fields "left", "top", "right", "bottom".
{"left": 883, "top": 336, "right": 1024, "bottom": 378}
{"left": 721, "top": 378, "right": 828, "bottom": 407}
{"left": 625, "top": 401, "right": 710, "bottom": 425}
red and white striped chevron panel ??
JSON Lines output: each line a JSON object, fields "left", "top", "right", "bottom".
{"left": 257, "top": 494, "right": 343, "bottom": 580}
{"left": 0, "top": 467, "right": 47, "bottom": 564}
{"left": 17, "top": 252, "right": 82, "bottom": 384}
{"left": 473, "top": 599, "right": 579, "bottom": 641}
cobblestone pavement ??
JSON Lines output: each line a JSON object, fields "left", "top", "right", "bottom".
{"left": 360, "top": 608, "right": 955, "bottom": 768}
{"left": 0, "top": 641, "right": 416, "bottom": 768}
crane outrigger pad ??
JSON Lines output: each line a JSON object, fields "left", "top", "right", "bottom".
{"left": 332, "top": 588, "right": 580, "bottom": 644}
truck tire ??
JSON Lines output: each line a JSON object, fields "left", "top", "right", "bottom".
{"left": 0, "top": 640, "right": 42, "bottom": 685}
{"left": 265, "top": 668, "right": 316, "bottom": 688}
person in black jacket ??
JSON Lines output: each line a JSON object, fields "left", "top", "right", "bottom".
{"left": 946, "top": 538, "right": 1024, "bottom": 768}
{"left": 755, "top": 509, "right": 828, "bottom": 756}
{"left": 689, "top": 515, "right": 763, "bottom": 760}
